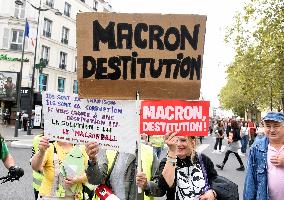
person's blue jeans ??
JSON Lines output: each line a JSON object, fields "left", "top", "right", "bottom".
{"left": 214, "top": 138, "right": 223, "bottom": 150}
{"left": 241, "top": 135, "right": 249, "bottom": 153}
{"left": 31, "top": 119, "right": 34, "bottom": 128}
{"left": 153, "top": 147, "right": 163, "bottom": 159}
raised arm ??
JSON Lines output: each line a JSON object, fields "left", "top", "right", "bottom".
{"left": 31, "top": 137, "right": 50, "bottom": 172}
{"left": 85, "top": 142, "right": 107, "bottom": 185}
{"left": 161, "top": 132, "right": 177, "bottom": 187}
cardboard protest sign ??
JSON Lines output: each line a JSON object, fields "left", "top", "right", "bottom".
{"left": 43, "top": 91, "right": 137, "bottom": 154}
{"left": 140, "top": 100, "right": 210, "bottom": 136}
{"left": 77, "top": 13, "right": 207, "bottom": 100}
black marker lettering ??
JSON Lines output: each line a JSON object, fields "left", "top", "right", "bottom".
{"left": 83, "top": 56, "right": 96, "bottom": 78}
{"left": 149, "top": 25, "right": 164, "bottom": 50}
{"left": 93, "top": 20, "right": 116, "bottom": 51}
{"left": 117, "top": 23, "right": 133, "bottom": 49}
{"left": 134, "top": 23, "right": 148, "bottom": 49}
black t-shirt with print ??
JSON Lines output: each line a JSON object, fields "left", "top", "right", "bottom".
{"left": 158, "top": 154, "right": 217, "bottom": 200}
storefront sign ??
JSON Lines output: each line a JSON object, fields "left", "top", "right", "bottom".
{"left": 0, "top": 54, "right": 29, "bottom": 62}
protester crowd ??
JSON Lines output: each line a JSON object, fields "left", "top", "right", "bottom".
{"left": 0, "top": 111, "right": 283, "bottom": 200}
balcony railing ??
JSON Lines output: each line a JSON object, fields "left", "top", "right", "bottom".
{"left": 40, "top": 58, "right": 49, "bottom": 66}
{"left": 46, "top": 1, "right": 54, "bottom": 8}
{"left": 43, "top": 31, "right": 51, "bottom": 38}
{"left": 64, "top": 11, "right": 70, "bottom": 17}
{"left": 10, "top": 43, "right": 22, "bottom": 51}
{"left": 61, "top": 38, "right": 68, "bottom": 45}
{"left": 59, "top": 64, "right": 66, "bottom": 70}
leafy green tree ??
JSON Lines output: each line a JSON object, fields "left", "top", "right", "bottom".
{"left": 220, "top": 0, "right": 284, "bottom": 113}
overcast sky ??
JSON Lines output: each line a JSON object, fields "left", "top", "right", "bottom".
{"left": 109, "top": 0, "right": 246, "bottom": 107}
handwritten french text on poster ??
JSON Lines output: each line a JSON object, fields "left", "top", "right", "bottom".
{"left": 141, "top": 100, "right": 210, "bottom": 136}
{"left": 77, "top": 13, "right": 207, "bottom": 100}
{"left": 43, "top": 91, "right": 137, "bottom": 154}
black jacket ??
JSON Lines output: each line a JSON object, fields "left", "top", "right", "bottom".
{"left": 156, "top": 154, "right": 218, "bottom": 200}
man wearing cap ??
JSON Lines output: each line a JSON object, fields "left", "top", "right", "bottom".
{"left": 244, "top": 111, "right": 284, "bottom": 200}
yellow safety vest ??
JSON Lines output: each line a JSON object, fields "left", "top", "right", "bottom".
{"left": 32, "top": 134, "right": 44, "bottom": 191}
{"left": 148, "top": 135, "right": 164, "bottom": 148}
{"left": 94, "top": 144, "right": 154, "bottom": 200}
{"left": 140, "top": 144, "right": 154, "bottom": 200}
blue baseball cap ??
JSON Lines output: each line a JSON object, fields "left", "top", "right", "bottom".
{"left": 263, "top": 112, "right": 284, "bottom": 122}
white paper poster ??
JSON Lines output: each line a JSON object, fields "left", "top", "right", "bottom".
{"left": 42, "top": 91, "right": 137, "bottom": 154}
{"left": 34, "top": 105, "right": 42, "bottom": 127}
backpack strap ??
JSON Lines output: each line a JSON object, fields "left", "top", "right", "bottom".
{"left": 104, "top": 151, "right": 118, "bottom": 184}
{"left": 197, "top": 153, "right": 210, "bottom": 192}
{"left": 50, "top": 143, "right": 61, "bottom": 197}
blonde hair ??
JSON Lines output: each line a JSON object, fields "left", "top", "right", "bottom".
{"left": 187, "top": 136, "right": 198, "bottom": 164}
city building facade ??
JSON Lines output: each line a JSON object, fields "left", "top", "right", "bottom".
{"left": 0, "top": 0, "right": 112, "bottom": 125}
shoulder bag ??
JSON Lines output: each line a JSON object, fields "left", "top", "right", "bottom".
{"left": 198, "top": 154, "right": 239, "bottom": 200}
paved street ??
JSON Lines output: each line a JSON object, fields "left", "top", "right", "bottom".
{"left": 0, "top": 127, "right": 247, "bottom": 200}
{"left": 0, "top": 125, "right": 42, "bottom": 144}
{"left": 0, "top": 146, "right": 34, "bottom": 200}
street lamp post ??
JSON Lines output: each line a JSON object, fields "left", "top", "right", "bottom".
{"left": 15, "top": 0, "right": 61, "bottom": 135}
{"left": 14, "top": 18, "right": 27, "bottom": 137}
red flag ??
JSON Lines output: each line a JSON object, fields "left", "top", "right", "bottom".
{"left": 30, "top": 38, "right": 35, "bottom": 47}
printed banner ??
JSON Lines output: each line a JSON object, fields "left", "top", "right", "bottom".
{"left": 43, "top": 91, "right": 137, "bottom": 154}
{"left": 0, "top": 72, "right": 18, "bottom": 101}
{"left": 34, "top": 105, "right": 42, "bottom": 126}
{"left": 140, "top": 100, "right": 210, "bottom": 136}
{"left": 34, "top": 105, "right": 42, "bottom": 127}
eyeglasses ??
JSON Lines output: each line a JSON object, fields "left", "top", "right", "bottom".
{"left": 264, "top": 124, "right": 284, "bottom": 130}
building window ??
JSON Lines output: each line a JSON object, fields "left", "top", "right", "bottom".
{"left": 10, "top": 30, "right": 24, "bottom": 51}
{"left": 14, "top": 0, "right": 26, "bottom": 18}
{"left": 93, "top": 0, "right": 98, "bottom": 11}
{"left": 58, "top": 77, "right": 65, "bottom": 92}
{"left": 41, "top": 45, "right": 50, "bottom": 65}
{"left": 61, "top": 27, "right": 69, "bottom": 45}
{"left": 64, "top": 2, "right": 71, "bottom": 17}
{"left": 39, "top": 74, "right": 48, "bottom": 92}
{"left": 45, "top": 0, "right": 54, "bottom": 8}
{"left": 43, "top": 18, "right": 52, "bottom": 38}
{"left": 73, "top": 80, "right": 78, "bottom": 94}
{"left": 59, "top": 52, "right": 67, "bottom": 70}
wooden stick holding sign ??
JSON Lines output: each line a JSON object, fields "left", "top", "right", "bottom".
{"left": 136, "top": 91, "right": 142, "bottom": 194}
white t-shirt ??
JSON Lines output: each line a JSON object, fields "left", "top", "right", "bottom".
{"left": 241, "top": 127, "right": 249, "bottom": 136}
